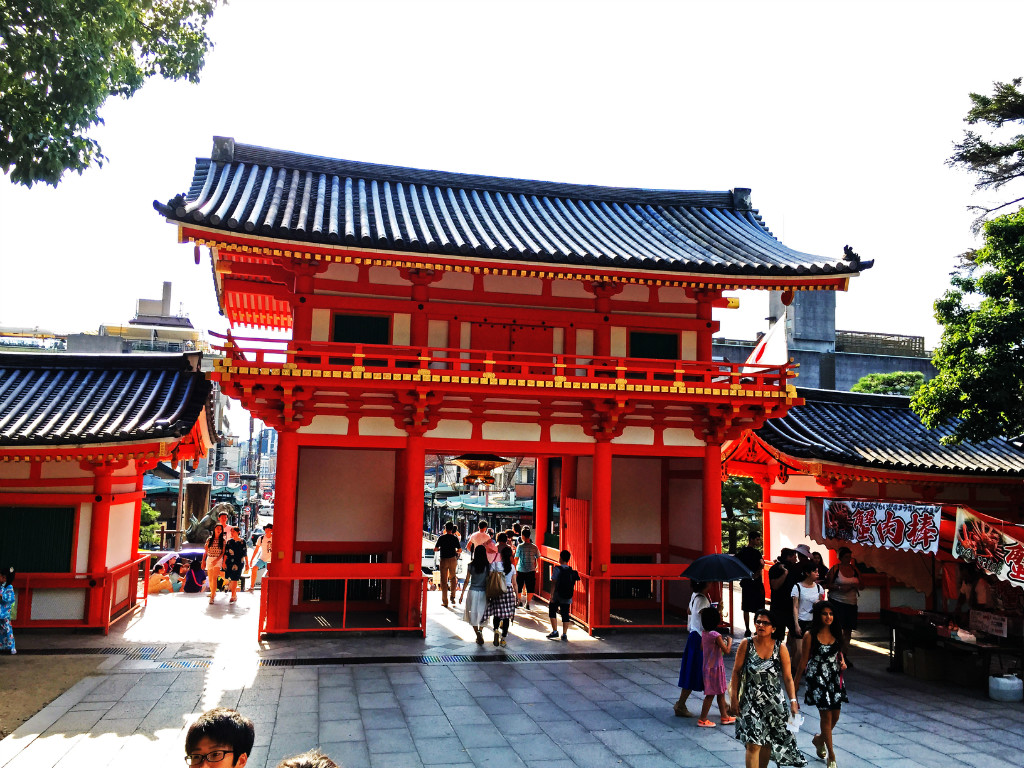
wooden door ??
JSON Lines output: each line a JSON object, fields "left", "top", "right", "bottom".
{"left": 561, "top": 497, "right": 590, "bottom": 625}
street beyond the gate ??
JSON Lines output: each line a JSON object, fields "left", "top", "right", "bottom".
{"left": 0, "top": 588, "right": 1021, "bottom": 768}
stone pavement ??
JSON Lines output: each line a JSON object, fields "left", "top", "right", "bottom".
{"left": 1, "top": 589, "right": 1021, "bottom": 768}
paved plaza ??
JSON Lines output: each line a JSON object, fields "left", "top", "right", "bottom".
{"left": 1, "top": 589, "right": 1021, "bottom": 768}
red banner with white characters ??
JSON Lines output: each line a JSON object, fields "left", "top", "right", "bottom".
{"left": 953, "top": 508, "right": 1024, "bottom": 588}
{"left": 822, "top": 499, "right": 941, "bottom": 554}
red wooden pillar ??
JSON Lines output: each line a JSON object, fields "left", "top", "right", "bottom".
{"left": 591, "top": 439, "right": 613, "bottom": 627}
{"left": 403, "top": 432, "right": 426, "bottom": 626}
{"left": 268, "top": 429, "right": 299, "bottom": 631}
{"left": 86, "top": 464, "right": 115, "bottom": 627}
{"left": 696, "top": 295, "right": 714, "bottom": 361}
{"left": 703, "top": 440, "right": 723, "bottom": 555}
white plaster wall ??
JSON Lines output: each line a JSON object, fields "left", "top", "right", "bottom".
{"left": 392, "top": 313, "right": 411, "bottom": 345}
{"left": 311, "top": 309, "right": 331, "bottom": 342}
{"left": 553, "top": 328, "right": 564, "bottom": 355}
{"left": 368, "top": 266, "right": 407, "bottom": 285}
{"left": 296, "top": 448, "right": 395, "bottom": 542}
{"left": 324, "top": 263, "right": 359, "bottom": 282}
{"left": 483, "top": 275, "right": 543, "bottom": 295}
{"left": 610, "top": 327, "right": 626, "bottom": 356}
{"left": 482, "top": 422, "right": 541, "bottom": 441}
{"left": 657, "top": 287, "right": 695, "bottom": 308}
{"left": 436, "top": 272, "right": 475, "bottom": 290}
{"left": 611, "top": 458, "right": 661, "bottom": 545}
{"left": 303, "top": 415, "right": 349, "bottom": 435}
{"left": 0, "top": 463, "right": 31, "bottom": 480}
{"left": 425, "top": 420, "right": 473, "bottom": 440}
{"left": 680, "top": 331, "right": 697, "bottom": 360}
{"left": 552, "top": 281, "right": 591, "bottom": 299}
{"left": 615, "top": 285, "right": 650, "bottom": 303}
{"left": 575, "top": 329, "right": 594, "bottom": 357}
{"left": 551, "top": 425, "right": 593, "bottom": 444}
{"left": 663, "top": 428, "right": 703, "bottom": 447}
{"left": 612, "top": 427, "right": 655, "bottom": 445}
{"left": 428, "top": 320, "right": 448, "bottom": 348}
{"left": 77, "top": 503, "right": 92, "bottom": 572}
{"left": 40, "top": 463, "right": 94, "bottom": 481}
{"left": 768, "top": 509, "right": 809, "bottom": 563}
{"left": 358, "top": 417, "right": 406, "bottom": 437}
{"left": 105, "top": 501, "right": 136, "bottom": 568}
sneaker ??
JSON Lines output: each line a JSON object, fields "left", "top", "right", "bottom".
{"left": 721, "top": 716, "right": 736, "bottom": 725}
{"left": 475, "top": 629, "right": 484, "bottom": 645}
{"left": 9, "top": 649, "right": 15, "bottom": 655}
{"left": 493, "top": 632, "right": 500, "bottom": 646}
{"left": 561, "top": 633, "right": 568, "bottom": 642}
{"left": 697, "top": 719, "right": 716, "bottom": 728}
{"left": 499, "top": 638, "right": 507, "bottom": 647}
{"left": 546, "top": 631, "right": 560, "bottom": 639}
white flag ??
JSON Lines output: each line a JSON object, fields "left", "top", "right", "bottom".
{"left": 742, "top": 319, "right": 788, "bottom": 372}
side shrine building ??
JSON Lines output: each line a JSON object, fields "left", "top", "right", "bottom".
{"left": 155, "top": 138, "right": 872, "bottom": 635}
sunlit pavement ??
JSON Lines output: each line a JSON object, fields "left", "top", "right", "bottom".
{"left": 1, "top": 589, "right": 1021, "bottom": 768}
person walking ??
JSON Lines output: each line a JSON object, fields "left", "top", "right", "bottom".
{"left": 790, "top": 563, "right": 825, "bottom": 674}
{"left": 467, "top": 520, "right": 492, "bottom": 554}
{"left": 737, "top": 533, "right": 766, "bottom": 637}
{"left": 248, "top": 524, "right": 273, "bottom": 591}
{"left": 204, "top": 523, "right": 226, "bottom": 604}
{"left": 459, "top": 545, "right": 491, "bottom": 644}
{"left": 696, "top": 606, "right": 734, "bottom": 727}
{"left": 433, "top": 522, "right": 462, "bottom": 608}
{"left": 547, "top": 549, "right": 580, "bottom": 641}
{"left": 483, "top": 538, "right": 517, "bottom": 646}
{"left": 673, "top": 580, "right": 711, "bottom": 717}
{"left": 769, "top": 549, "right": 799, "bottom": 642}
{"left": 513, "top": 527, "right": 539, "bottom": 609}
{"left": 0, "top": 567, "right": 16, "bottom": 655}
{"left": 729, "top": 610, "right": 806, "bottom": 768}
{"left": 825, "top": 547, "right": 861, "bottom": 667}
{"left": 224, "top": 526, "right": 248, "bottom": 602}
{"left": 795, "top": 601, "right": 848, "bottom": 768}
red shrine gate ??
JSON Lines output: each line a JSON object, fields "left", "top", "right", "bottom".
{"left": 156, "top": 138, "right": 870, "bottom": 635}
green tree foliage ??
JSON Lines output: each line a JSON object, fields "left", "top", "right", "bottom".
{"left": 722, "top": 476, "right": 762, "bottom": 554}
{"left": 851, "top": 371, "right": 925, "bottom": 396}
{"left": 138, "top": 500, "right": 161, "bottom": 548}
{"left": 912, "top": 208, "right": 1024, "bottom": 443}
{"left": 1, "top": 0, "right": 217, "bottom": 187}
{"left": 949, "top": 78, "right": 1024, "bottom": 229}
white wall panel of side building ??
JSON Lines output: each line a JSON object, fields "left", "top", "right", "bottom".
{"left": 105, "top": 501, "right": 138, "bottom": 569}
{"left": 296, "top": 448, "right": 395, "bottom": 543}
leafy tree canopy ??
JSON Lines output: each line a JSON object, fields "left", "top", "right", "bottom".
{"left": 949, "top": 77, "right": 1024, "bottom": 228}
{"left": 1, "top": 0, "right": 217, "bottom": 187}
{"left": 722, "top": 476, "right": 762, "bottom": 553}
{"left": 851, "top": 371, "right": 925, "bottom": 396}
{"left": 912, "top": 208, "right": 1024, "bottom": 444}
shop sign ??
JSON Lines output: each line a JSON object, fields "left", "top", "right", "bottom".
{"left": 213, "top": 471, "right": 229, "bottom": 487}
{"left": 969, "top": 609, "right": 1008, "bottom": 638}
{"left": 822, "top": 499, "right": 941, "bottom": 554}
{"left": 953, "top": 508, "right": 1024, "bottom": 588}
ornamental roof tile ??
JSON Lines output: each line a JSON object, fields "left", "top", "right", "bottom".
{"left": 756, "top": 388, "right": 1024, "bottom": 476}
{"left": 155, "top": 139, "right": 872, "bottom": 279}
{"left": 0, "top": 353, "right": 213, "bottom": 447}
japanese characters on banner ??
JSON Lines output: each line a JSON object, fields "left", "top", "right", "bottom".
{"left": 822, "top": 499, "right": 941, "bottom": 554}
{"left": 953, "top": 508, "right": 1024, "bottom": 589}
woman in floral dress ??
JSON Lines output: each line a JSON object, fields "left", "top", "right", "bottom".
{"left": 729, "top": 609, "right": 806, "bottom": 768}
{"left": 0, "top": 566, "right": 15, "bottom": 654}
{"left": 795, "top": 601, "right": 848, "bottom": 768}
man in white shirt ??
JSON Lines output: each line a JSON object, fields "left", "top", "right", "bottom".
{"left": 247, "top": 524, "right": 273, "bottom": 591}
{"left": 467, "top": 520, "right": 494, "bottom": 555}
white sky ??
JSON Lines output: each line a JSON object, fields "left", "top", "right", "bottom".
{"left": 2, "top": 0, "right": 1022, "bottom": 371}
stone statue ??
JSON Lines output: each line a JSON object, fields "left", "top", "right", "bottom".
{"left": 185, "top": 501, "right": 236, "bottom": 543}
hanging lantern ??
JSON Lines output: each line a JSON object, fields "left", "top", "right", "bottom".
{"left": 450, "top": 453, "right": 511, "bottom": 487}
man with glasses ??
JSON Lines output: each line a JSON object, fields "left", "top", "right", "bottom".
{"left": 184, "top": 708, "right": 254, "bottom": 767}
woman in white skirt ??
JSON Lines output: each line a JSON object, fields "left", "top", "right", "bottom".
{"left": 483, "top": 533, "right": 518, "bottom": 646}
{"left": 460, "top": 545, "right": 491, "bottom": 644}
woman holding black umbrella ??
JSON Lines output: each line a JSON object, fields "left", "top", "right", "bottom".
{"left": 673, "top": 580, "right": 712, "bottom": 717}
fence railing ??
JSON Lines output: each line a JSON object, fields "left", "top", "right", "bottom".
{"left": 257, "top": 563, "right": 429, "bottom": 639}
{"left": 210, "top": 331, "right": 793, "bottom": 394}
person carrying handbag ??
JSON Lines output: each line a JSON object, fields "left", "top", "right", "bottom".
{"left": 482, "top": 533, "right": 517, "bottom": 646}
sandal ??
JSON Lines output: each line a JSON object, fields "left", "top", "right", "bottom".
{"left": 721, "top": 716, "right": 736, "bottom": 725}
{"left": 813, "top": 734, "right": 827, "bottom": 760}
{"left": 697, "top": 719, "right": 716, "bottom": 727}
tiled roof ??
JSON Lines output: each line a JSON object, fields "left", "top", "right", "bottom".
{"left": 154, "top": 139, "right": 872, "bottom": 279}
{"left": 757, "top": 388, "right": 1024, "bottom": 476}
{"left": 0, "top": 353, "right": 213, "bottom": 447}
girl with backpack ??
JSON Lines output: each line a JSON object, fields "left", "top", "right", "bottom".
{"left": 459, "top": 545, "right": 491, "bottom": 644}
{"left": 547, "top": 549, "right": 579, "bottom": 641}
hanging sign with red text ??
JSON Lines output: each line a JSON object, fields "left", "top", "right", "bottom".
{"left": 822, "top": 499, "right": 941, "bottom": 554}
{"left": 953, "top": 507, "right": 1024, "bottom": 588}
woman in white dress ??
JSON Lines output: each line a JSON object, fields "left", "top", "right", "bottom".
{"left": 459, "top": 545, "right": 491, "bottom": 644}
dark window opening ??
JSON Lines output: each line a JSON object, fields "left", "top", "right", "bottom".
{"left": 302, "top": 553, "right": 385, "bottom": 601}
{"left": 630, "top": 331, "right": 679, "bottom": 360}
{"left": 0, "top": 507, "right": 75, "bottom": 573}
{"left": 332, "top": 314, "right": 390, "bottom": 345}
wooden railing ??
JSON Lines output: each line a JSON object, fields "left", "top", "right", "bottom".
{"left": 210, "top": 331, "right": 793, "bottom": 394}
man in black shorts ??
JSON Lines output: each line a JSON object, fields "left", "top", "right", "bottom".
{"left": 433, "top": 521, "right": 462, "bottom": 609}
{"left": 546, "top": 549, "right": 579, "bottom": 641}
{"left": 514, "top": 527, "right": 540, "bottom": 609}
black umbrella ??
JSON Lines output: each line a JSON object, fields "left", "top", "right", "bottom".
{"left": 679, "top": 553, "right": 753, "bottom": 582}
